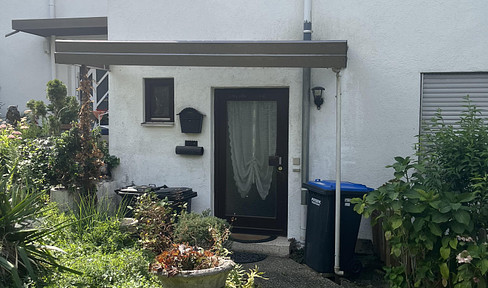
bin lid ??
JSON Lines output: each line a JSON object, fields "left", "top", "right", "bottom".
{"left": 304, "top": 179, "right": 373, "bottom": 193}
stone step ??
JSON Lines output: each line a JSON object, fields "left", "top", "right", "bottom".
{"left": 231, "top": 236, "right": 290, "bottom": 257}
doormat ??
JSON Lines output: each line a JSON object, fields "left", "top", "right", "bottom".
{"left": 231, "top": 233, "right": 277, "bottom": 243}
{"left": 231, "top": 251, "right": 267, "bottom": 264}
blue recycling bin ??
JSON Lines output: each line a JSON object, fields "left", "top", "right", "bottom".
{"left": 303, "top": 180, "right": 373, "bottom": 274}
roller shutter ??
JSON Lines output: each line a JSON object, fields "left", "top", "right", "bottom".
{"left": 421, "top": 73, "right": 488, "bottom": 132}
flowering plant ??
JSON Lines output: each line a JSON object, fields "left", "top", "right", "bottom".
{"left": 454, "top": 233, "right": 488, "bottom": 287}
{"left": 149, "top": 243, "right": 221, "bottom": 277}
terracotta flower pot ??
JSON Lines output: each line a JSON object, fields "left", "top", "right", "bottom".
{"left": 153, "top": 258, "right": 235, "bottom": 288}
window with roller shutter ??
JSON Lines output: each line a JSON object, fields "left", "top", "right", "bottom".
{"left": 420, "top": 72, "right": 488, "bottom": 133}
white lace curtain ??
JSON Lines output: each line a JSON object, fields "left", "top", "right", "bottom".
{"left": 227, "top": 101, "right": 277, "bottom": 200}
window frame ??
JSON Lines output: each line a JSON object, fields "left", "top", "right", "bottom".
{"left": 144, "top": 78, "right": 174, "bottom": 123}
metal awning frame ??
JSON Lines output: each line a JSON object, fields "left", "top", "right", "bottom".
{"left": 8, "top": 17, "right": 107, "bottom": 38}
{"left": 55, "top": 40, "right": 347, "bottom": 69}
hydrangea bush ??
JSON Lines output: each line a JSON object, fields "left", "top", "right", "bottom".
{"left": 353, "top": 99, "right": 488, "bottom": 288}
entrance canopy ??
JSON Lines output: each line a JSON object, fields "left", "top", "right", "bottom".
{"left": 55, "top": 40, "right": 347, "bottom": 68}
{"left": 10, "top": 17, "right": 107, "bottom": 37}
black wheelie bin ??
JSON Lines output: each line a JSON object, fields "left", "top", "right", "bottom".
{"left": 302, "top": 179, "right": 373, "bottom": 274}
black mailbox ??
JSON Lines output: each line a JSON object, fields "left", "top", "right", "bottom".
{"left": 178, "top": 108, "right": 204, "bottom": 133}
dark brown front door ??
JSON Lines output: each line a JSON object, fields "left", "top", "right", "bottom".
{"left": 214, "top": 88, "right": 289, "bottom": 236}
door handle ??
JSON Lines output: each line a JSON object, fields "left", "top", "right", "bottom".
{"left": 268, "top": 155, "right": 282, "bottom": 167}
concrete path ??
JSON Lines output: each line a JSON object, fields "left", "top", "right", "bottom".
{"left": 241, "top": 256, "right": 343, "bottom": 288}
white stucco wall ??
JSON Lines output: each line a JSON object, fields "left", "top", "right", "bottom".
{"left": 106, "top": 0, "right": 488, "bottom": 240}
{"left": 1, "top": 1, "right": 50, "bottom": 117}
{"left": 1, "top": 0, "right": 108, "bottom": 117}
{"left": 309, "top": 1, "right": 488, "bottom": 191}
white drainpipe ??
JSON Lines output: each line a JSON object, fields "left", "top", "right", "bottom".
{"left": 49, "top": 0, "right": 56, "bottom": 80}
{"left": 333, "top": 68, "right": 344, "bottom": 276}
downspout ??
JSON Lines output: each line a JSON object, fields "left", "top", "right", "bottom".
{"left": 300, "top": 0, "right": 312, "bottom": 242}
{"left": 49, "top": 0, "right": 56, "bottom": 80}
{"left": 333, "top": 68, "right": 344, "bottom": 276}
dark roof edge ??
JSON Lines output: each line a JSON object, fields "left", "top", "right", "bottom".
{"left": 11, "top": 17, "right": 107, "bottom": 37}
{"left": 55, "top": 40, "right": 348, "bottom": 69}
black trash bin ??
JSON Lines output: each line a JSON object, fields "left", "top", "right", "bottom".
{"left": 153, "top": 186, "right": 198, "bottom": 214}
{"left": 302, "top": 179, "right": 373, "bottom": 274}
{"left": 115, "top": 184, "right": 197, "bottom": 216}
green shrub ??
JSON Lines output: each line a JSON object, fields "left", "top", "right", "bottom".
{"left": 353, "top": 98, "right": 488, "bottom": 287}
{"left": 46, "top": 247, "right": 160, "bottom": 288}
{"left": 40, "top": 200, "right": 156, "bottom": 287}
{"left": 174, "top": 209, "right": 232, "bottom": 251}
{"left": 42, "top": 197, "right": 133, "bottom": 253}
{"left": 420, "top": 98, "right": 488, "bottom": 194}
{"left": 17, "top": 138, "right": 55, "bottom": 191}
{"left": 0, "top": 176, "right": 78, "bottom": 288}
{"left": 133, "top": 193, "right": 178, "bottom": 254}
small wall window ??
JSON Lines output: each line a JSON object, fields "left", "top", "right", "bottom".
{"left": 144, "top": 78, "right": 174, "bottom": 123}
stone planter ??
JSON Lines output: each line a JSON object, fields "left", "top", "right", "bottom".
{"left": 153, "top": 258, "right": 235, "bottom": 288}
{"left": 49, "top": 181, "right": 119, "bottom": 213}
{"left": 49, "top": 187, "right": 80, "bottom": 212}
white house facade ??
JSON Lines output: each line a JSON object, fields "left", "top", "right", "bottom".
{"left": 3, "top": 1, "right": 488, "bottom": 242}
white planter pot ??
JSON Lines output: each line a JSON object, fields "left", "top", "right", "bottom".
{"left": 153, "top": 258, "right": 235, "bottom": 288}
{"left": 49, "top": 187, "right": 80, "bottom": 212}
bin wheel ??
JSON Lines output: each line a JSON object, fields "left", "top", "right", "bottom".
{"left": 345, "top": 258, "right": 362, "bottom": 275}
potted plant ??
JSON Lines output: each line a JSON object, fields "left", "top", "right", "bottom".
{"left": 149, "top": 243, "right": 235, "bottom": 288}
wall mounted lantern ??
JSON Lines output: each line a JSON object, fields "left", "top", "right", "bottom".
{"left": 311, "top": 86, "right": 325, "bottom": 110}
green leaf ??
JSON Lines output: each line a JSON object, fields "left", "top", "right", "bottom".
{"left": 457, "top": 192, "right": 476, "bottom": 203}
{"left": 450, "top": 203, "right": 462, "bottom": 211}
{"left": 454, "top": 210, "right": 471, "bottom": 225}
{"left": 481, "top": 259, "right": 488, "bottom": 275}
{"left": 0, "top": 257, "right": 22, "bottom": 288}
{"left": 431, "top": 211, "right": 450, "bottom": 223}
{"left": 394, "top": 156, "right": 405, "bottom": 163}
{"left": 17, "top": 246, "right": 36, "bottom": 280}
{"left": 428, "top": 222, "right": 443, "bottom": 236}
{"left": 391, "top": 217, "right": 403, "bottom": 230}
{"left": 394, "top": 171, "right": 404, "bottom": 179}
{"left": 438, "top": 202, "right": 452, "bottom": 213}
{"left": 412, "top": 218, "right": 425, "bottom": 232}
{"left": 429, "top": 200, "right": 441, "bottom": 209}
{"left": 404, "top": 203, "right": 426, "bottom": 213}
{"left": 449, "top": 238, "right": 458, "bottom": 249}
{"left": 451, "top": 221, "right": 466, "bottom": 234}
{"left": 404, "top": 190, "right": 421, "bottom": 199}
{"left": 392, "top": 247, "right": 402, "bottom": 257}
{"left": 439, "top": 262, "right": 449, "bottom": 280}
{"left": 353, "top": 203, "right": 365, "bottom": 214}
{"left": 440, "top": 246, "right": 451, "bottom": 260}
